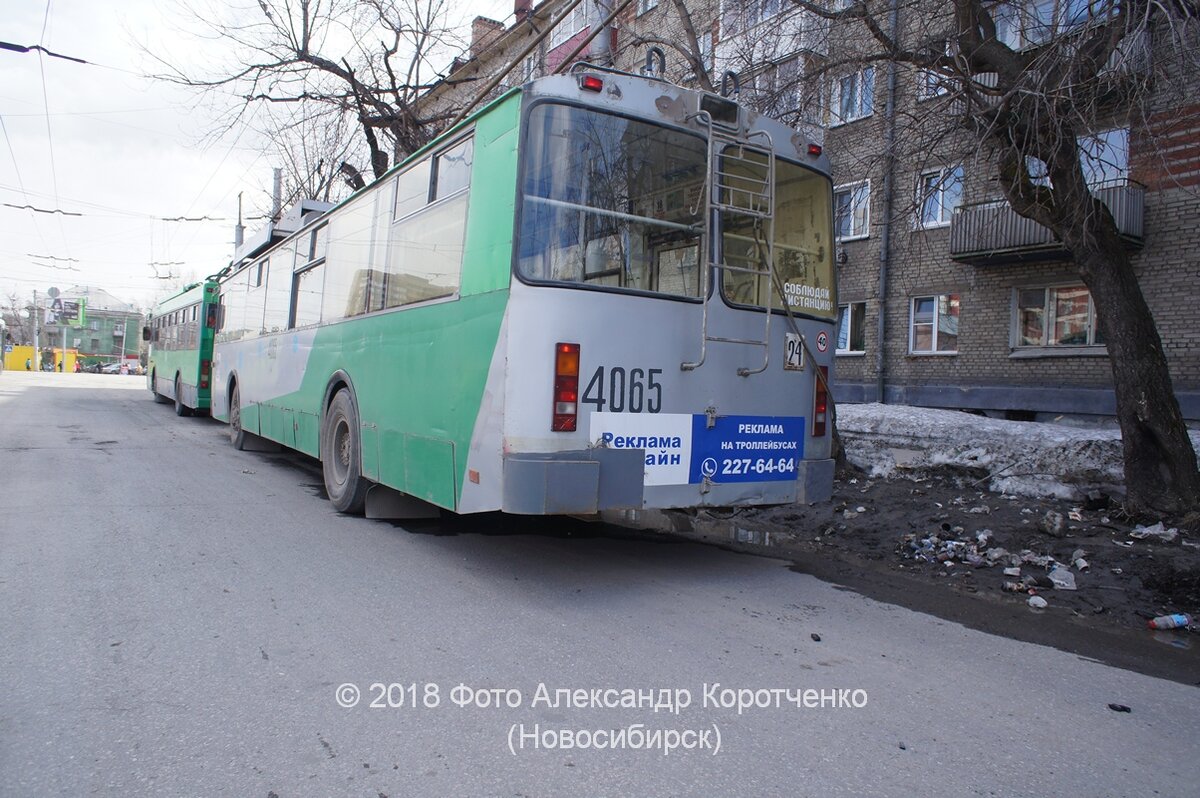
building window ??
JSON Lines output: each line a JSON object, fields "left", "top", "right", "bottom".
{"left": 918, "top": 40, "right": 954, "bottom": 99}
{"left": 834, "top": 181, "right": 870, "bottom": 240}
{"left": 830, "top": 67, "right": 874, "bottom": 124}
{"left": 996, "top": 0, "right": 1103, "bottom": 49}
{"left": 748, "top": 56, "right": 800, "bottom": 117}
{"left": 910, "top": 294, "right": 960, "bottom": 354}
{"left": 837, "top": 302, "right": 866, "bottom": 354}
{"left": 1015, "top": 285, "right": 1103, "bottom": 347}
{"left": 550, "top": 1, "right": 591, "bottom": 49}
{"left": 638, "top": 0, "right": 658, "bottom": 13}
{"left": 917, "top": 166, "right": 963, "bottom": 227}
{"left": 1079, "top": 128, "right": 1129, "bottom": 186}
{"left": 1024, "top": 127, "right": 1128, "bottom": 189}
{"left": 721, "top": 0, "right": 785, "bottom": 38}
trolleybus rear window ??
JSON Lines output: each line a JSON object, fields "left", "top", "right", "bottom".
{"left": 720, "top": 149, "right": 836, "bottom": 320}
{"left": 518, "top": 103, "right": 707, "bottom": 298}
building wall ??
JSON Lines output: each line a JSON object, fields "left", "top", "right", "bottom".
{"left": 42, "top": 310, "right": 143, "bottom": 363}
{"left": 820, "top": 4, "right": 1200, "bottom": 421}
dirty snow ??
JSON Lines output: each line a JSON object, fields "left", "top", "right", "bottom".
{"left": 837, "top": 403, "right": 1200, "bottom": 501}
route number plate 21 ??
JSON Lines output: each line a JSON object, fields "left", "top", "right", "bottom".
{"left": 784, "top": 333, "right": 805, "bottom": 371}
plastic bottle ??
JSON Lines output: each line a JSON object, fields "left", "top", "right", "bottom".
{"left": 1147, "top": 613, "right": 1192, "bottom": 630}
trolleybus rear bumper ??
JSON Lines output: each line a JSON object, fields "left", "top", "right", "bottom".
{"left": 502, "top": 451, "right": 834, "bottom": 515}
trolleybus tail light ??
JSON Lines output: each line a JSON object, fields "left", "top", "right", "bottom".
{"left": 813, "top": 366, "right": 829, "bottom": 437}
{"left": 199, "top": 359, "right": 211, "bottom": 390}
{"left": 807, "top": 143, "right": 823, "bottom": 157}
{"left": 552, "top": 342, "right": 581, "bottom": 431}
{"left": 579, "top": 75, "right": 604, "bottom": 93}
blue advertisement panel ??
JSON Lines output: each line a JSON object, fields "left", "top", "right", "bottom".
{"left": 688, "top": 415, "right": 806, "bottom": 484}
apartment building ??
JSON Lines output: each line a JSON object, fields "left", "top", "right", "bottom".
{"left": 426, "top": 0, "right": 1200, "bottom": 422}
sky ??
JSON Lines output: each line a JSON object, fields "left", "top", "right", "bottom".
{"left": 0, "top": 0, "right": 514, "bottom": 311}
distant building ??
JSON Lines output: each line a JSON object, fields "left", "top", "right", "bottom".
{"left": 44, "top": 286, "right": 145, "bottom": 364}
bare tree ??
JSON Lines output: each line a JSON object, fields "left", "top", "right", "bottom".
{"left": 3, "top": 293, "right": 35, "bottom": 346}
{"left": 150, "top": 0, "right": 466, "bottom": 185}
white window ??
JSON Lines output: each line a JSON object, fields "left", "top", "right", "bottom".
{"left": 917, "top": 166, "right": 964, "bottom": 227}
{"left": 834, "top": 181, "right": 870, "bottom": 240}
{"left": 748, "top": 56, "right": 801, "bottom": 116}
{"left": 1079, "top": 128, "right": 1129, "bottom": 186}
{"left": 830, "top": 67, "right": 874, "bottom": 124}
{"left": 1015, "top": 285, "right": 1103, "bottom": 347}
{"left": 837, "top": 302, "right": 866, "bottom": 354}
{"left": 1023, "top": 127, "right": 1128, "bottom": 188}
{"left": 910, "top": 294, "right": 960, "bottom": 354}
{"left": 918, "top": 40, "right": 954, "bottom": 99}
{"left": 722, "top": 0, "right": 785, "bottom": 38}
{"left": 550, "top": 1, "right": 591, "bottom": 49}
{"left": 996, "top": 0, "right": 1106, "bottom": 49}
{"left": 638, "top": 0, "right": 658, "bottom": 13}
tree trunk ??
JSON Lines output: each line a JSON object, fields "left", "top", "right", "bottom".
{"left": 1064, "top": 213, "right": 1200, "bottom": 517}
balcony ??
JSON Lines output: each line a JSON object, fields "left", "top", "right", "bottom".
{"left": 949, "top": 181, "right": 1145, "bottom": 266}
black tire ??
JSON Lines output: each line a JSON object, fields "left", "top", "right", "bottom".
{"left": 321, "top": 389, "right": 369, "bottom": 514}
{"left": 229, "top": 383, "right": 247, "bottom": 450}
{"left": 151, "top": 371, "right": 170, "bottom": 403}
{"left": 174, "top": 376, "right": 191, "bottom": 417}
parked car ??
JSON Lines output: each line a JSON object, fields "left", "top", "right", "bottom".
{"left": 100, "top": 363, "right": 122, "bottom": 374}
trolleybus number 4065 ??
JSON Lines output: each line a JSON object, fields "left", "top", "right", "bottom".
{"left": 581, "top": 365, "right": 664, "bottom": 413}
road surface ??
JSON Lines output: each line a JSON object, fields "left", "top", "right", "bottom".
{"left": 2, "top": 371, "right": 1197, "bottom": 796}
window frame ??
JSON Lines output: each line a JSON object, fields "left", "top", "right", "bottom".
{"left": 550, "top": 2, "right": 591, "bottom": 49}
{"left": 917, "top": 40, "right": 955, "bottom": 100}
{"left": 996, "top": 0, "right": 1111, "bottom": 49}
{"left": 829, "top": 66, "right": 875, "bottom": 126}
{"left": 836, "top": 301, "right": 867, "bottom": 355}
{"left": 720, "top": 0, "right": 786, "bottom": 38}
{"left": 909, "top": 293, "right": 960, "bottom": 355}
{"left": 833, "top": 180, "right": 871, "bottom": 241}
{"left": 916, "top": 165, "right": 964, "bottom": 228}
{"left": 1011, "top": 284, "right": 1106, "bottom": 350}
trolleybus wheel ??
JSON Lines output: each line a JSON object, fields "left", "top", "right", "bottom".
{"left": 229, "top": 383, "right": 247, "bottom": 450}
{"left": 174, "top": 376, "right": 191, "bottom": 417}
{"left": 321, "top": 389, "right": 369, "bottom": 514}
{"left": 151, "top": 370, "right": 170, "bottom": 403}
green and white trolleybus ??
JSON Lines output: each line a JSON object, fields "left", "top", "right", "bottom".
{"left": 145, "top": 280, "right": 219, "bottom": 416}
{"left": 208, "top": 63, "right": 838, "bottom": 519}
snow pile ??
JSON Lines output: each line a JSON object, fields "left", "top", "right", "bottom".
{"left": 836, "top": 403, "right": 1200, "bottom": 501}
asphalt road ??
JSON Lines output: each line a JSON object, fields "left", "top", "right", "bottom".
{"left": 2, "top": 370, "right": 1198, "bottom": 797}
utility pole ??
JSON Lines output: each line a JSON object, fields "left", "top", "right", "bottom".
{"left": 32, "top": 289, "right": 39, "bottom": 369}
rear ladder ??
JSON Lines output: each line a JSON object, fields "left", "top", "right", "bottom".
{"left": 681, "top": 118, "right": 779, "bottom": 376}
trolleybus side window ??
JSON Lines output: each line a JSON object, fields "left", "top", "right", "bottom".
{"left": 263, "top": 241, "right": 295, "bottom": 334}
{"left": 247, "top": 261, "right": 267, "bottom": 336}
{"left": 382, "top": 135, "right": 473, "bottom": 309}
{"left": 219, "top": 269, "right": 251, "bottom": 342}
{"left": 291, "top": 224, "right": 327, "bottom": 329}
{"left": 517, "top": 103, "right": 706, "bottom": 298}
{"left": 322, "top": 194, "right": 375, "bottom": 321}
